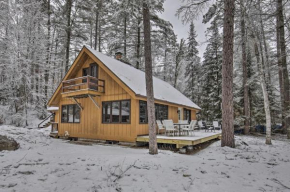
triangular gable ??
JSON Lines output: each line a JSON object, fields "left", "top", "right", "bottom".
{"left": 47, "top": 46, "right": 136, "bottom": 106}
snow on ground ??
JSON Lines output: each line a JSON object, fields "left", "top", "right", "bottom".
{"left": 0, "top": 125, "right": 290, "bottom": 192}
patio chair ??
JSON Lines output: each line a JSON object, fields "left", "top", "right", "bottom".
{"left": 182, "top": 120, "right": 197, "bottom": 135}
{"left": 178, "top": 120, "right": 189, "bottom": 135}
{"left": 204, "top": 122, "right": 214, "bottom": 132}
{"left": 156, "top": 120, "right": 165, "bottom": 134}
{"left": 163, "top": 120, "right": 178, "bottom": 136}
{"left": 213, "top": 121, "right": 221, "bottom": 130}
{"left": 198, "top": 121, "right": 205, "bottom": 130}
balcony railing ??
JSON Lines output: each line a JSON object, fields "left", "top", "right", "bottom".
{"left": 62, "top": 76, "right": 105, "bottom": 94}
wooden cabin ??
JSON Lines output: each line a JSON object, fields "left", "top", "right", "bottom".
{"left": 47, "top": 45, "right": 201, "bottom": 143}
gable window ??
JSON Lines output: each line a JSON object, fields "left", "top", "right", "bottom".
{"left": 102, "top": 100, "right": 131, "bottom": 124}
{"left": 184, "top": 109, "right": 191, "bottom": 123}
{"left": 61, "top": 104, "right": 80, "bottom": 123}
{"left": 139, "top": 101, "right": 168, "bottom": 124}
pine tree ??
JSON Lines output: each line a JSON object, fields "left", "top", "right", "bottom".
{"left": 200, "top": 17, "right": 222, "bottom": 121}
{"left": 184, "top": 22, "right": 201, "bottom": 104}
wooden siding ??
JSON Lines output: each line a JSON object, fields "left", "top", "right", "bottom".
{"left": 191, "top": 110, "right": 197, "bottom": 121}
{"left": 57, "top": 57, "right": 136, "bottom": 142}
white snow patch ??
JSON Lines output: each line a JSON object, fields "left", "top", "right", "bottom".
{"left": 47, "top": 107, "right": 59, "bottom": 111}
{"left": 1, "top": 125, "right": 290, "bottom": 192}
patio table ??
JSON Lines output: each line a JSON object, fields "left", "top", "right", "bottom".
{"left": 173, "top": 123, "right": 189, "bottom": 136}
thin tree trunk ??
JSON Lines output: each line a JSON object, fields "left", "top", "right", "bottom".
{"left": 124, "top": 16, "right": 127, "bottom": 57}
{"left": 221, "top": 0, "right": 235, "bottom": 148}
{"left": 94, "top": 3, "right": 99, "bottom": 50}
{"left": 143, "top": 1, "right": 157, "bottom": 155}
{"left": 277, "top": 0, "right": 290, "bottom": 138}
{"left": 98, "top": 0, "right": 102, "bottom": 52}
{"left": 253, "top": 39, "right": 272, "bottom": 145}
{"left": 258, "top": 0, "right": 271, "bottom": 85}
{"left": 65, "top": 0, "right": 72, "bottom": 72}
{"left": 44, "top": 0, "right": 51, "bottom": 98}
{"left": 136, "top": 14, "right": 141, "bottom": 69}
{"left": 240, "top": 0, "right": 250, "bottom": 135}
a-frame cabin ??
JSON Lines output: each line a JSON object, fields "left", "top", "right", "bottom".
{"left": 47, "top": 45, "right": 200, "bottom": 142}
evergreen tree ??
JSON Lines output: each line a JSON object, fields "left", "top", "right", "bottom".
{"left": 184, "top": 22, "right": 201, "bottom": 104}
{"left": 200, "top": 16, "right": 222, "bottom": 121}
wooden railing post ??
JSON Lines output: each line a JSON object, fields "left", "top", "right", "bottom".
{"left": 87, "top": 76, "right": 90, "bottom": 89}
{"left": 103, "top": 80, "right": 105, "bottom": 93}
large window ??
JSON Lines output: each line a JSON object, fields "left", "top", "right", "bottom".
{"left": 102, "top": 100, "right": 131, "bottom": 123}
{"left": 139, "top": 101, "right": 168, "bottom": 124}
{"left": 184, "top": 108, "right": 191, "bottom": 123}
{"left": 61, "top": 105, "right": 80, "bottom": 123}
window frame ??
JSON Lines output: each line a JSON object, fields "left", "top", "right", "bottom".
{"left": 61, "top": 104, "right": 81, "bottom": 124}
{"left": 102, "top": 100, "right": 131, "bottom": 124}
{"left": 139, "top": 101, "right": 168, "bottom": 124}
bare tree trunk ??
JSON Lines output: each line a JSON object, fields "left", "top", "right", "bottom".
{"left": 65, "top": 0, "right": 72, "bottom": 72}
{"left": 258, "top": 0, "right": 271, "bottom": 85}
{"left": 98, "top": 0, "right": 102, "bottom": 52}
{"left": 44, "top": 0, "right": 51, "bottom": 99}
{"left": 143, "top": 1, "right": 157, "bottom": 155}
{"left": 253, "top": 39, "right": 272, "bottom": 145}
{"left": 221, "top": 0, "right": 235, "bottom": 148}
{"left": 94, "top": 1, "right": 100, "bottom": 50}
{"left": 240, "top": 0, "right": 250, "bottom": 135}
{"left": 136, "top": 13, "right": 141, "bottom": 69}
{"left": 277, "top": 0, "right": 290, "bottom": 138}
{"left": 94, "top": 12, "right": 98, "bottom": 50}
{"left": 124, "top": 16, "right": 127, "bottom": 57}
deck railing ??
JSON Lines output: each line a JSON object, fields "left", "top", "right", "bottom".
{"left": 62, "top": 76, "right": 105, "bottom": 93}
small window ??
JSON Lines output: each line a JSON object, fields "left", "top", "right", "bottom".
{"left": 61, "top": 104, "right": 80, "bottom": 123}
{"left": 102, "top": 100, "right": 131, "bottom": 124}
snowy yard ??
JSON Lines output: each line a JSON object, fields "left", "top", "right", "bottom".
{"left": 0, "top": 125, "right": 290, "bottom": 192}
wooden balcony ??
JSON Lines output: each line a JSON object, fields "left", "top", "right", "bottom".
{"left": 61, "top": 76, "right": 105, "bottom": 98}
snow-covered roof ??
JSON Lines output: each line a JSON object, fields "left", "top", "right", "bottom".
{"left": 47, "top": 107, "right": 59, "bottom": 111}
{"left": 85, "top": 46, "right": 201, "bottom": 110}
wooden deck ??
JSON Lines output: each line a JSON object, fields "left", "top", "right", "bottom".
{"left": 136, "top": 131, "right": 222, "bottom": 148}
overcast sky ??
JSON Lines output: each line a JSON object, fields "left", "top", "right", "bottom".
{"left": 159, "top": 0, "right": 211, "bottom": 59}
